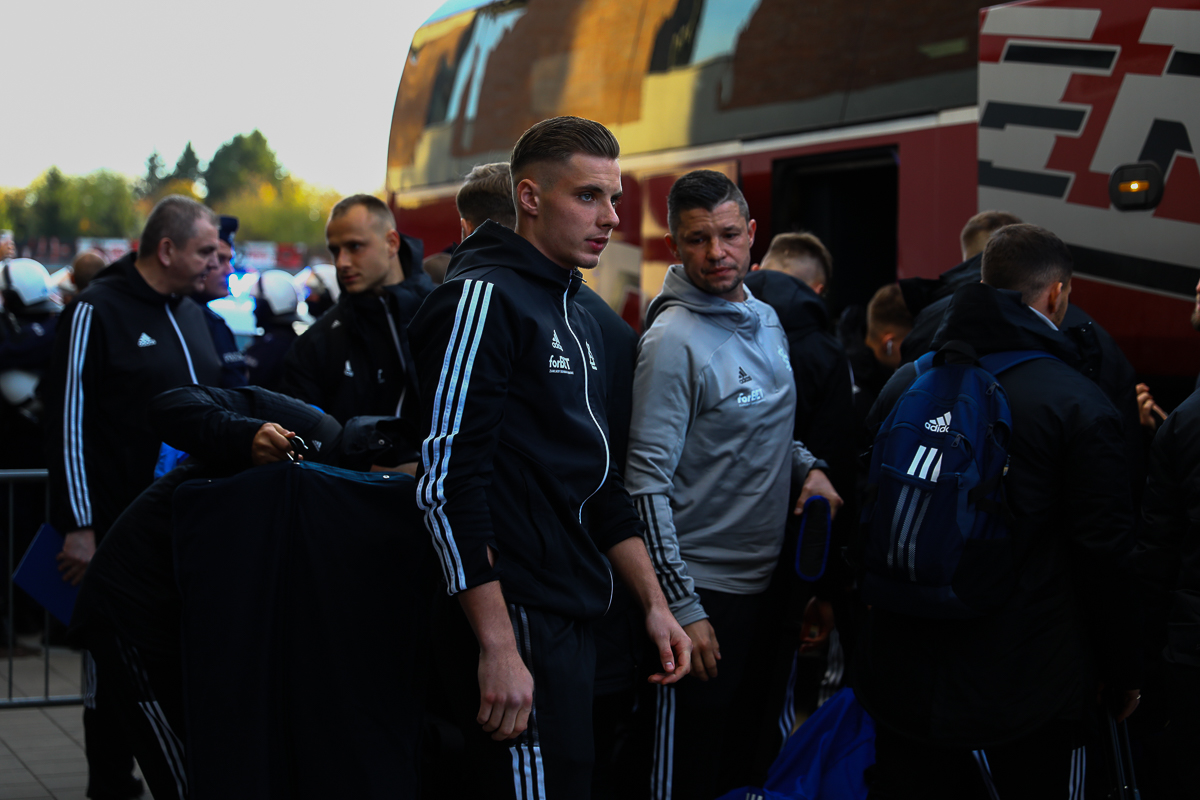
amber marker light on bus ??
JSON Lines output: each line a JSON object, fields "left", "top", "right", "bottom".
{"left": 1108, "top": 161, "right": 1163, "bottom": 211}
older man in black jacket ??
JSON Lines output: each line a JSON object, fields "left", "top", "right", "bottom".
{"left": 858, "top": 224, "right": 1141, "bottom": 799}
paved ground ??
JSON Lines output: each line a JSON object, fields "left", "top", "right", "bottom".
{"left": 0, "top": 642, "right": 147, "bottom": 800}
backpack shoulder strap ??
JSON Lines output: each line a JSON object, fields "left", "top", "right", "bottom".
{"left": 912, "top": 351, "right": 937, "bottom": 377}
{"left": 978, "top": 350, "right": 1059, "bottom": 375}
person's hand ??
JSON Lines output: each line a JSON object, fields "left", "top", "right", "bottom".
{"left": 476, "top": 643, "right": 534, "bottom": 741}
{"left": 56, "top": 528, "right": 96, "bottom": 585}
{"left": 645, "top": 604, "right": 692, "bottom": 685}
{"left": 251, "top": 423, "right": 295, "bottom": 465}
{"left": 798, "top": 598, "right": 834, "bottom": 654}
{"left": 683, "top": 618, "right": 720, "bottom": 681}
{"left": 1135, "top": 383, "right": 1167, "bottom": 432}
{"left": 0, "top": 239, "right": 15, "bottom": 260}
{"left": 1112, "top": 688, "right": 1141, "bottom": 722}
{"left": 795, "top": 468, "right": 844, "bottom": 518}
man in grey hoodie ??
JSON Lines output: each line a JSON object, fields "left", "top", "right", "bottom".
{"left": 626, "top": 170, "right": 841, "bottom": 800}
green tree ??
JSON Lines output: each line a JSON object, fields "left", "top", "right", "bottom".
{"left": 219, "top": 176, "right": 340, "bottom": 250}
{"left": 203, "top": 130, "right": 282, "bottom": 207}
{"left": 172, "top": 141, "right": 202, "bottom": 183}
{"left": 75, "top": 171, "right": 139, "bottom": 238}
{"left": 27, "top": 167, "right": 74, "bottom": 239}
{"left": 142, "top": 150, "right": 167, "bottom": 197}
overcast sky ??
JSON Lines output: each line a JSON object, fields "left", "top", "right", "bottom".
{"left": 3, "top": 0, "right": 451, "bottom": 194}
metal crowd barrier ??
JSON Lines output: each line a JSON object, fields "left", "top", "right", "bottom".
{"left": 1, "top": 469, "right": 84, "bottom": 708}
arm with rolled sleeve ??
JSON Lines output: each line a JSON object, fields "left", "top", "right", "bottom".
{"left": 624, "top": 322, "right": 708, "bottom": 628}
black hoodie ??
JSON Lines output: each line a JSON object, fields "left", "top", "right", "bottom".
{"left": 279, "top": 234, "right": 432, "bottom": 426}
{"left": 408, "top": 221, "right": 643, "bottom": 619}
{"left": 856, "top": 282, "right": 1140, "bottom": 747}
{"left": 43, "top": 252, "right": 221, "bottom": 538}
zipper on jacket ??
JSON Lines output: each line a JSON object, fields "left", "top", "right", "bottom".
{"left": 561, "top": 286, "right": 615, "bottom": 614}
{"left": 381, "top": 297, "right": 407, "bottom": 415}
{"left": 165, "top": 304, "right": 199, "bottom": 384}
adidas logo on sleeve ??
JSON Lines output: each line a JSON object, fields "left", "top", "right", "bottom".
{"left": 137, "top": 333, "right": 157, "bottom": 347}
{"left": 925, "top": 412, "right": 952, "bottom": 433}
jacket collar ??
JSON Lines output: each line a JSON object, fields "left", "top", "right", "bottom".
{"left": 447, "top": 221, "right": 582, "bottom": 301}
{"left": 931, "top": 282, "right": 1081, "bottom": 368}
{"left": 95, "top": 251, "right": 190, "bottom": 308}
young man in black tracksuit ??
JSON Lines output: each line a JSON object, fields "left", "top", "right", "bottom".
{"left": 409, "top": 116, "right": 690, "bottom": 799}
{"left": 43, "top": 196, "right": 223, "bottom": 800}
{"left": 279, "top": 194, "right": 432, "bottom": 427}
{"left": 858, "top": 225, "right": 1141, "bottom": 799}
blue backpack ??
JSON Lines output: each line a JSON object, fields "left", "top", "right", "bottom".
{"left": 861, "top": 342, "right": 1056, "bottom": 619}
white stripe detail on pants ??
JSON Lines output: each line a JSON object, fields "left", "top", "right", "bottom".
{"left": 1069, "top": 746, "right": 1086, "bottom": 800}
{"left": 653, "top": 684, "right": 676, "bottom": 800}
{"left": 119, "top": 640, "right": 188, "bottom": 799}
{"left": 777, "top": 651, "right": 799, "bottom": 747}
{"left": 164, "top": 304, "right": 198, "bottom": 384}
{"left": 971, "top": 750, "right": 1001, "bottom": 800}
{"left": 82, "top": 650, "right": 97, "bottom": 709}
{"left": 816, "top": 628, "right": 845, "bottom": 707}
{"left": 65, "top": 302, "right": 95, "bottom": 527}
{"left": 417, "top": 279, "right": 493, "bottom": 593}
{"left": 137, "top": 700, "right": 188, "bottom": 800}
{"left": 507, "top": 605, "right": 545, "bottom": 800}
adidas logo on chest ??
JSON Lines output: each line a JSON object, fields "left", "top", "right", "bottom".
{"left": 925, "top": 412, "right": 952, "bottom": 433}
{"left": 137, "top": 332, "right": 157, "bottom": 347}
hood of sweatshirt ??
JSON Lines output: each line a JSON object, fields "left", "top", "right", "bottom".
{"left": 445, "top": 220, "right": 582, "bottom": 301}
{"left": 742, "top": 269, "right": 830, "bottom": 339}
{"left": 645, "top": 264, "right": 764, "bottom": 330}
{"left": 91, "top": 251, "right": 193, "bottom": 308}
{"left": 931, "top": 282, "right": 1082, "bottom": 369}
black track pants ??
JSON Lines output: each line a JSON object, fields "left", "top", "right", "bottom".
{"left": 84, "top": 621, "right": 188, "bottom": 800}
{"left": 437, "top": 598, "right": 596, "bottom": 799}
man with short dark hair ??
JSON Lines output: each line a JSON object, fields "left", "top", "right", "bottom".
{"left": 409, "top": 116, "right": 690, "bottom": 798}
{"left": 193, "top": 215, "right": 248, "bottom": 387}
{"left": 279, "top": 194, "right": 431, "bottom": 429}
{"left": 626, "top": 169, "right": 840, "bottom": 800}
{"left": 858, "top": 223, "right": 1140, "bottom": 799}
{"left": 457, "top": 161, "right": 518, "bottom": 236}
{"left": 44, "top": 194, "right": 223, "bottom": 800}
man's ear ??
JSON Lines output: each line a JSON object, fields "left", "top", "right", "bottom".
{"left": 385, "top": 228, "right": 401, "bottom": 258}
{"left": 515, "top": 177, "right": 540, "bottom": 218}
{"left": 750, "top": 262, "right": 761, "bottom": 271}
{"left": 747, "top": 218, "right": 757, "bottom": 248}
{"left": 664, "top": 232, "right": 680, "bottom": 262}
{"left": 156, "top": 237, "right": 174, "bottom": 267}
{"left": 460, "top": 218, "right": 474, "bottom": 241}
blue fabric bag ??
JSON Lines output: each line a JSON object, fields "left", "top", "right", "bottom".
{"left": 716, "top": 688, "right": 875, "bottom": 800}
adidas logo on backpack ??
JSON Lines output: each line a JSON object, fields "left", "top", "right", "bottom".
{"left": 860, "top": 342, "right": 1057, "bottom": 619}
{"left": 925, "top": 412, "right": 951, "bottom": 433}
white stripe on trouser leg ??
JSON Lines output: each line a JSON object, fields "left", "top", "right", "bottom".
{"left": 138, "top": 700, "right": 188, "bottom": 799}
{"left": 653, "top": 684, "right": 676, "bottom": 800}
{"left": 777, "top": 651, "right": 799, "bottom": 746}
{"left": 972, "top": 750, "right": 1001, "bottom": 800}
{"left": 507, "top": 605, "right": 545, "bottom": 800}
{"left": 1069, "top": 746, "right": 1086, "bottom": 800}
{"left": 82, "top": 651, "right": 97, "bottom": 709}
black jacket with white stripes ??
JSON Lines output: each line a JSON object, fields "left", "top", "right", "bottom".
{"left": 409, "top": 221, "right": 643, "bottom": 620}
{"left": 43, "top": 252, "right": 221, "bottom": 538}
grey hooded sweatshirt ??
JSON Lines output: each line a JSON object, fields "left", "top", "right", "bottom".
{"left": 626, "top": 265, "right": 818, "bottom": 627}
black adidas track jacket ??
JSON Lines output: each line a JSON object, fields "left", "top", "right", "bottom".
{"left": 44, "top": 252, "right": 221, "bottom": 538}
{"left": 410, "top": 222, "right": 643, "bottom": 620}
